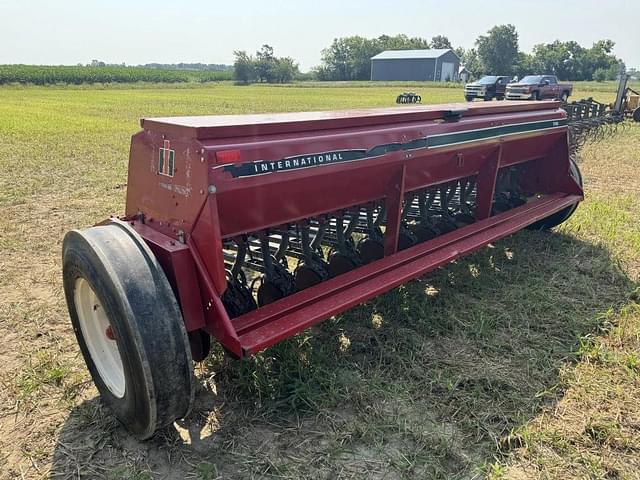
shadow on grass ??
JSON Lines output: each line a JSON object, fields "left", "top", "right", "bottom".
{"left": 50, "top": 230, "right": 637, "bottom": 479}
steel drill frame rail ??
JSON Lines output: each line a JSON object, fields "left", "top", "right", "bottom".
{"left": 62, "top": 100, "right": 583, "bottom": 438}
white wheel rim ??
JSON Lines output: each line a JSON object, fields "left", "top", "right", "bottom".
{"left": 74, "top": 277, "right": 126, "bottom": 398}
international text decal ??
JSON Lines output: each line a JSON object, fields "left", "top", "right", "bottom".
{"left": 223, "top": 150, "right": 368, "bottom": 178}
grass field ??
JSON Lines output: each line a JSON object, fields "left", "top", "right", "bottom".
{"left": 0, "top": 81, "right": 639, "bottom": 479}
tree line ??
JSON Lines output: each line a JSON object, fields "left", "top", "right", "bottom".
{"left": 460, "top": 25, "right": 624, "bottom": 81}
{"left": 309, "top": 25, "right": 624, "bottom": 82}
{"left": 233, "top": 45, "right": 299, "bottom": 84}
{"left": 232, "top": 35, "right": 453, "bottom": 84}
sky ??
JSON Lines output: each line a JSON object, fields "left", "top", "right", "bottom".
{"left": 0, "top": 0, "right": 638, "bottom": 70}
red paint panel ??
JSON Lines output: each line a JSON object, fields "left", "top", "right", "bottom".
{"left": 187, "top": 238, "right": 242, "bottom": 357}
{"left": 190, "top": 197, "right": 227, "bottom": 294}
{"left": 499, "top": 130, "right": 566, "bottom": 168}
{"left": 170, "top": 249, "right": 206, "bottom": 332}
{"left": 125, "top": 131, "right": 209, "bottom": 239}
{"left": 214, "top": 152, "right": 406, "bottom": 238}
{"left": 403, "top": 146, "right": 491, "bottom": 192}
{"left": 475, "top": 145, "right": 501, "bottom": 220}
{"left": 132, "top": 222, "right": 205, "bottom": 332}
{"left": 383, "top": 166, "right": 406, "bottom": 255}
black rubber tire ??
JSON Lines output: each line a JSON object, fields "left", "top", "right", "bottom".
{"left": 560, "top": 91, "right": 569, "bottom": 102}
{"left": 531, "top": 91, "right": 540, "bottom": 101}
{"left": 62, "top": 220, "right": 194, "bottom": 439}
{"left": 633, "top": 107, "right": 640, "bottom": 123}
{"left": 527, "top": 159, "right": 582, "bottom": 230}
{"left": 496, "top": 95, "right": 505, "bottom": 101}
{"left": 465, "top": 96, "right": 474, "bottom": 102}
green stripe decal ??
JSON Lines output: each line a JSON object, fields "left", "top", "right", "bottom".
{"left": 222, "top": 119, "right": 567, "bottom": 178}
{"left": 427, "top": 119, "right": 567, "bottom": 149}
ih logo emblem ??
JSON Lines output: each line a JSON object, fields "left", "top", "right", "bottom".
{"left": 158, "top": 140, "right": 175, "bottom": 177}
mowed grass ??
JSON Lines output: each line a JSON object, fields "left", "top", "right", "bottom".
{"left": 0, "top": 81, "right": 639, "bottom": 479}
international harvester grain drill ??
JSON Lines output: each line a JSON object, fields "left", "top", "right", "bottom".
{"left": 62, "top": 100, "right": 583, "bottom": 438}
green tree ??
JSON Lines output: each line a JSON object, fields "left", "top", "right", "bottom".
{"left": 461, "top": 48, "right": 482, "bottom": 79}
{"left": 579, "top": 40, "right": 622, "bottom": 80}
{"left": 233, "top": 47, "right": 298, "bottom": 84}
{"left": 476, "top": 24, "right": 519, "bottom": 75}
{"left": 319, "top": 38, "right": 352, "bottom": 80}
{"left": 430, "top": 35, "right": 452, "bottom": 49}
{"left": 255, "top": 44, "right": 277, "bottom": 82}
{"left": 376, "top": 34, "right": 430, "bottom": 51}
{"left": 312, "top": 64, "right": 333, "bottom": 81}
{"left": 273, "top": 57, "right": 299, "bottom": 83}
{"left": 531, "top": 41, "right": 584, "bottom": 80}
{"left": 593, "top": 68, "right": 608, "bottom": 82}
{"left": 320, "top": 36, "right": 378, "bottom": 80}
{"left": 529, "top": 40, "right": 619, "bottom": 80}
{"left": 514, "top": 51, "right": 539, "bottom": 79}
{"left": 520, "top": 38, "right": 623, "bottom": 81}
{"left": 233, "top": 50, "right": 255, "bottom": 84}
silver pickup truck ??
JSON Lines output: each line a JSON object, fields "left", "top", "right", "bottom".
{"left": 464, "top": 76, "right": 511, "bottom": 101}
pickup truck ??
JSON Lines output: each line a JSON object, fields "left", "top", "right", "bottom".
{"left": 505, "top": 75, "right": 572, "bottom": 101}
{"left": 464, "top": 76, "right": 511, "bottom": 101}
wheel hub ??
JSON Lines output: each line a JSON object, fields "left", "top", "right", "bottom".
{"left": 105, "top": 325, "right": 115, "bottom": 340}
{"left": 74, "top": 278, "right": 125, "bottom": 398}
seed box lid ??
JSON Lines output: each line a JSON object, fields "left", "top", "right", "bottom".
{"left": 141, "top": 101, "right": 560, "bottom": 140}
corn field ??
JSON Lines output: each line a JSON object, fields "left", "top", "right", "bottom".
{"left": 0, "top": 65, "right": 233, "bottom": 85}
